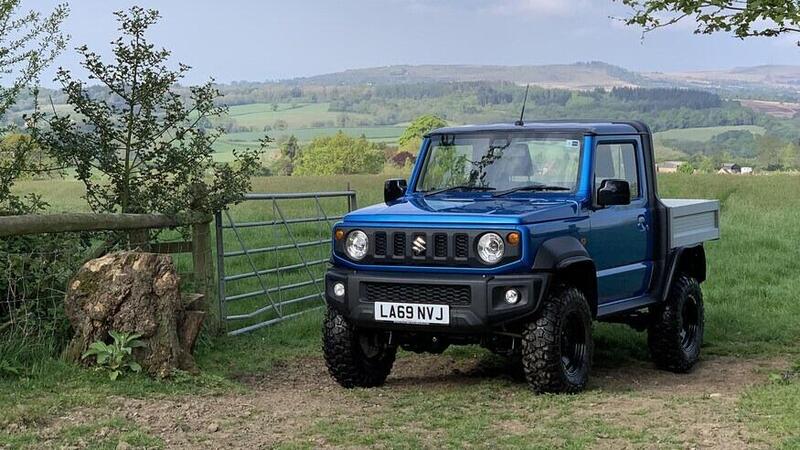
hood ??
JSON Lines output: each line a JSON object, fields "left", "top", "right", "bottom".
{"left": 343, "top": 196, "right": 581, "bottom": 226}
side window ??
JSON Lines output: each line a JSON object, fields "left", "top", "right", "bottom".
{"left": 595, "top": 143, "right": 640, "bottom": 200}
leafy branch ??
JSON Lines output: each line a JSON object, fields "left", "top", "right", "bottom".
{"left": 617, "top": 0, "right": 800, "bottom": 39}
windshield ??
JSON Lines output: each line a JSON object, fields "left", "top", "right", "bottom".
{"left": 416, "top": 133, "right": 582, "bottom": 194}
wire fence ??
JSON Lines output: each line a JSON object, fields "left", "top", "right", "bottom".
{"left": 0, "top": 236, "right": 81, "bottom": 354}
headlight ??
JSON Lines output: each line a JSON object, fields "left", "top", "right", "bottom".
{"left": 477, "top": 232, "right": 505, "bottom": 264}
{"left": 345, "top": 230, "right": 369, "bottom": 260}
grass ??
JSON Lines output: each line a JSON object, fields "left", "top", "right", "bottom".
{"left": 654, "top": 124, "right": 766, "bottom": 142}
{"left": 739, "top": 361, "right": 800, "bottom": 449}
{"left": 4, "top": 173, "right": 800, "bottom": 448}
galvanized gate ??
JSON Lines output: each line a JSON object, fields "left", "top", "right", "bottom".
{"left": 214, "top": 191, "right": 356, "bottom": 335}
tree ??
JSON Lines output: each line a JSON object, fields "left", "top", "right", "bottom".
{"left": 273, "top": 119, "right": 288, "bottom": 131}
{"left": 0, "top": 0, "right": 68, "bottom": 212}
{"left": 42, "top": 7, "right": 263, "bottom": 215}
{"left": 270, "top": 135, "right": 300, "bottom": 176}
{"left": 398, "top": 115, "right": 447, "bottom": 152}
{"left": 293, "top": 131, "right": 384, "bottom": 175}
{"left": 678, "top": 162, "right": 695, "bottom": 174}
{"left": 756, "top": 134, "right": 784, "bottom": 170}
{"left": 780, "top": 142, "right": 800, "bottom": 169}
{"left": 618, "top": 0, "right": 800, "bottom": 38}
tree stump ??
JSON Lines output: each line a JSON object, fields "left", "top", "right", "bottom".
{"left": 63, "top": 251, "right": 205, "bottom": 377}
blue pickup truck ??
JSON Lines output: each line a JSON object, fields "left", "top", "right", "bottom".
{"left": 323, "top": 120, "right": 720, "bottom": 393}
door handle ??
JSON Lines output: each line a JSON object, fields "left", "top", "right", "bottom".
{"left": 637, "top": 215, "right": 648, "bottom": 232}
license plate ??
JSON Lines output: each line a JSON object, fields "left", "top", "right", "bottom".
{"left": 373, "top": 302, "right": 450, "bottom": 325}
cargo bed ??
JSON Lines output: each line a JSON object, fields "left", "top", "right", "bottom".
{"left": 662, "top": 199, "right": 720, "bottom": 249}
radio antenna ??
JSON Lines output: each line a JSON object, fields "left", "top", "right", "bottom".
{"left": 515, "top": 84, "right": 530, "bottom": 126}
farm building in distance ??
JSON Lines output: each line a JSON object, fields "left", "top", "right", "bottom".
{"left": 657, "top": 161, "right": 687, "bottom": 173}
{"left": 718, "top": 163, "right": 743, "bottom": 174}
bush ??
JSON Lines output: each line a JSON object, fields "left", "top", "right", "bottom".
{"left": 293, "top": 131, "right": 384, "bottom": 175}
{"left": 1, "top": 230, "right": 86, "bottom": 353}
{"left": 391, "top": 151, "right": 415, "bottom": 167}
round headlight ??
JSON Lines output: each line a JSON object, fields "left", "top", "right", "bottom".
{"left": 333, "top": 282, "right": 346, "bottom": 298}
{"left": 345, "top": 230, "right": 369, "bottom": 260}
{"left": 477, "top": 233, "right": 505, "bottom": 264}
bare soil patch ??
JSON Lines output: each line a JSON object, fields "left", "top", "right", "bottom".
{"left": 21, "top": 354, "right": 788, "bottom": 449}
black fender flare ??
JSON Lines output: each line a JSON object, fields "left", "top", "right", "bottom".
{"left": 661, "top": 244, "right": 706, "bottom": 301}
{"left": 533, "top": 236, "right": 598, "bottom": 317}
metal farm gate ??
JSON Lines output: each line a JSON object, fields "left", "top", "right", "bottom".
{"left": 214, "top": 191, "right": 356, "bottom": 335}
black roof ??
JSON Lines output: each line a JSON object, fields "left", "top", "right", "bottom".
{"left": 426, "top": 120, "right": 649, "bottom": 137}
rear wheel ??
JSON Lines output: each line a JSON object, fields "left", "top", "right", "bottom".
{"left": 648, "top": 275, "right": 704, "bottom": 372}
{"left": 521, "top": 285, "right": 593, "bottom": 394}
{"left": 323, "top": 307, "right": 397, "bottom": 388}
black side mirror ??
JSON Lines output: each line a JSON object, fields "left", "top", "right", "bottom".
{"left": 384, "top": 178, "right": 407, "bottom": 203}
{"left": 597, "top": 179, "right": 631, "bottom": 207}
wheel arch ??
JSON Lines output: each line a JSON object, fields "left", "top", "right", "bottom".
{"left": 533, "top": 236, "right": 598, "bottom": 318}
{"left": 661, "top": 244, "right": 706, "bottom": 302}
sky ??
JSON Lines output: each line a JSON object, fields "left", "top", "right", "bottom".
{"left": 27, "top": 0, "right": 800, "bottom": 86}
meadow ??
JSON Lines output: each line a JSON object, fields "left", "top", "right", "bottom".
{"left": 1, "top": 173, "right": 799, "bottom": 449}
{"left": 208, "top": 101, "right": 772, "bottom": 168}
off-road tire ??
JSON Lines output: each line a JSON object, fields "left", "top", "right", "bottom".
{"left": 323, "top": 306, "right": 397, "bottom": 388}
{"left": 521, "top": 285, "right": 593, "bottom": 394}
{"left": 648, "top": 275, "right": 704, "bottom": 373}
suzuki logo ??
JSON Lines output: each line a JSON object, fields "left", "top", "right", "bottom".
{"left": 412, "top": 236, "right": 426, "bottom": 255}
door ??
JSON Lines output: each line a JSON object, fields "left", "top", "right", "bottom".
{"left": 586, "top": 138, "right": 652, "bottom": 303}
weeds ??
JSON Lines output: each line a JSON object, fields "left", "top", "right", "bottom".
{"left": 0, "top": 358, "right": 21, "bottom": 377}
{"left": 82, "top": 331, "right": 145, "bottom": 380}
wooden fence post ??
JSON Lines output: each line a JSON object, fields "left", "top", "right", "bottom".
{"left": 191, "top": 218, "right": 218, "bottom": 332}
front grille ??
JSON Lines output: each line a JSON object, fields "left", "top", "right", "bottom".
{"left": 454, "top": 234, "right": 469, "bottom": 259}
{"left": 364, "top": 282, "right": 471, "bottom": 306}
{"left": 334, "top": 227, "right": 520, "bottom": 267}
{"left": 374, "top": 232, "right": 387, "bottom": 256}
{"left": 393, "top": 232, "right": 406, "bottom": 256}
{"left": 434, "top": 233, "right": 447, "bottom": 258}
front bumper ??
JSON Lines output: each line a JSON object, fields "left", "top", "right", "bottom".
{"left": 324, "top": 267, "right": 549, "bottom": 332}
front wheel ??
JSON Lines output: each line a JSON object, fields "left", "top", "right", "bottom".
{"left": 521, "top": 285, "right": 594, "bottom": 394}
{"left": 323, "top": 307, "right": 397, "bottom": 388}
{"left": 648, "top": 275, "right": 704, "bottom": 372}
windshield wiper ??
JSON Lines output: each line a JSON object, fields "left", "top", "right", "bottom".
{"left": 422, "top": 185, "right": 496, "bottom": 197}
{"left": 492, "top": 183, "right": 570, "bottom": 197}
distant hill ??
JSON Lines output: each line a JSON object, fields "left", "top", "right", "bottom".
{"left": 292, "top": 61, "right": 644, "bottom": 89}
{"left": 644, "top": 65, "right": 800, "bottom": 94}
{"left": 291, "top": 62, "right": 800, "bottom": 96}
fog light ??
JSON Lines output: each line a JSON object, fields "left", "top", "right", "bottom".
{"left": 504, "top": 288, "right": 520, "bottom": 305}
{"left": 333, "top": 282, "right": 346, "bottom": 298}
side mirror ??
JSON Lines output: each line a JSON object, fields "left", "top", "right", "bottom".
{"left": 384, "top": 178, "right": 407, "bottom": 203}
{"left": 597, "top": 179, "right": 631, "bottom": 207}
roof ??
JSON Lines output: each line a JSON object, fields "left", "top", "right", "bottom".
{"left": 659, "top": 161, "right": 686, "bottom": 168}
{"left": 426, "top": 120, "right": 649, "bottom": 137}
{"left": 721, "top": 163, "right": 741, "bottom": 169}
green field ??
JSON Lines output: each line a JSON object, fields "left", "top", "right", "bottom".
{"left": 226, "top": 102, "right": 371, "bottom": 130}
{"left": 654, "top": 125, "right": 766, "bottom": 142}
{"left": 210, "top": 102, "right": 405, "bottom": 162}
{"left": 212, "top": 126, "right": 405, "bottom": 162}
{"left": 652, "top": 125, "right": 768, "bottom": 162}
{"left": 2, "top": 174, "right": 800, "bottom": 448}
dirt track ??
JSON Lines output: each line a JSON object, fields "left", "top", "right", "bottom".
{"left": 38, "top": 354, "right": 787, "bottom": 449}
